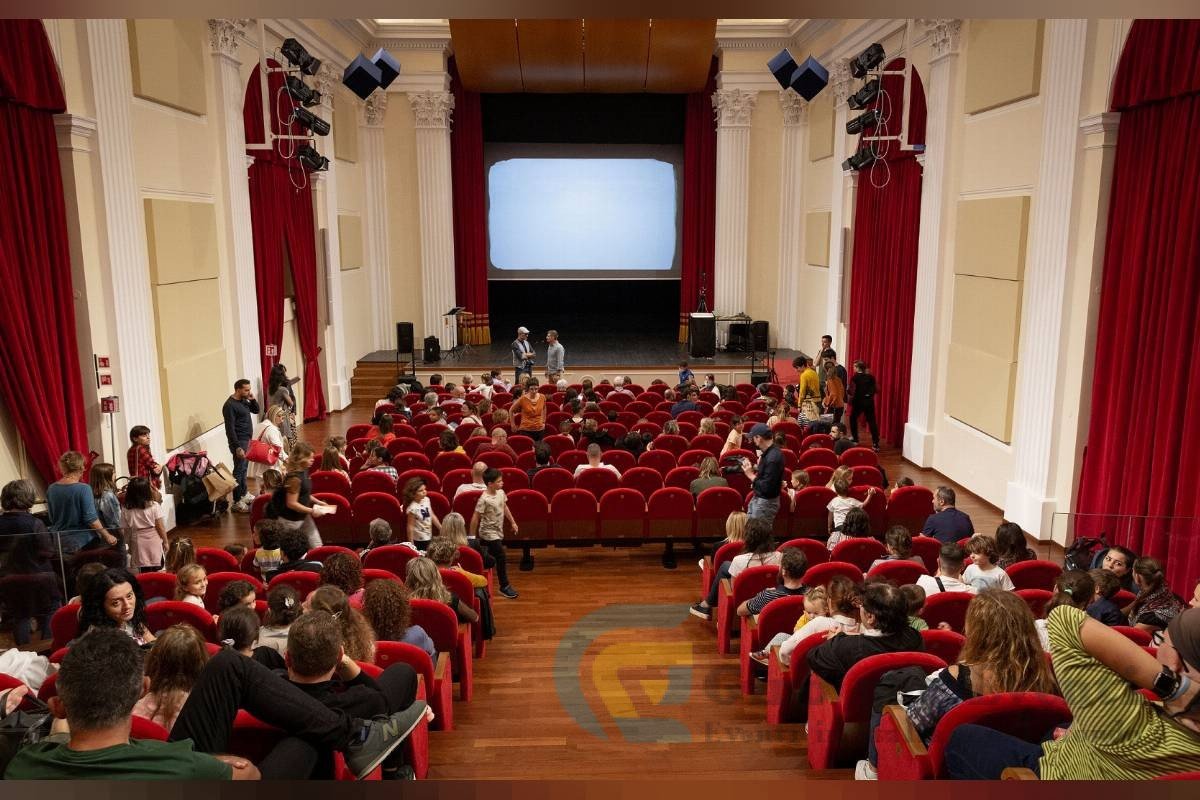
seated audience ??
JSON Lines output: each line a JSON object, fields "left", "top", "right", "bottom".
{"left": 916, "top": 543, "right": 978, "bottom": 597}
{"left": 165, "top": 536, "right": 196, "bottom": 574}
{"left": 326, "top": 436, "right": 350, "bottom": 471}
{"left": 617, "top": 433, "right": 645, "bottom": 459}
{"left": 962, "top": 535, "right": 1015, "bottom": 591}
{"left": 270, "top": 528, "right": 324, "bottom": 580}
{"left": 253, "top": 519, "right": 285, "bottom": 576}
{"left": 437, "top": 429, "right": 463, "bottom": 455}
{"left": 306, "top": 585, "right": 376, "bottom": 664}
{"left": 829, "top": 424, "right": 855, "bottom": 456}
{"left": 320, "top": 554, "right": 365, "bottom": 607}
{"left": 689, "top": 458, "right": 729, "bottom": 496}
{"left": 47, "top": 450, "right": 116, "bottom": 554}
{"left": 670, "top": 387, "right": 700, "bottom": 418}
{"left": 827, "top": 506, "right": 873, "bottom": 551}
{"left": 787, "top": 469, "right": 810, "bottom": 501}
{"left": 405, "top": 557, "right": 479, "bottom": 625}
{"left": 319, "top": 446, "right": 349, "bottom": 479}
{"left": 360, "top": 518, "right": 398, "bottom": 557}
{"left": 1036, "top": 570, "right": 1095, "bottom": 652}
{"left": 132, "top": 624, "right": 210, "bottom": 732}
{"left": 218, "top": 605, "right": 284, "bottom": 670}
{"left": 574, "top": 444, "right": 620, "bottom": 477}
{"left": 363, "top": 447, "right": 399, "bottom": 483}
{"left": 690, "top": 518, "right": 778, "bottom": 621}
{"left": 1098, "top": 546, "right": 1138, "bottom": 593}
{"left": 921, "top": 486, "right": 975, "bottom": 544}
{"left": 737, "top": 547, "right": 808, "bottom": 617}
{"left": 218, "top": 580, "right": 257, "bottom": 612}
{"left": 257, "top": 584, "right": 302, "bottom": 656}
{"left": 526, "top": 444, "right": 556, "bottom": 481}
{"left": 476, "top": 428, "right": 518, "bottom": 462}
{"left": 752, "top": 586, "right": 832, "bottom": 665}
{"left": 697, "top": 511, "right": 748, "bottom": 573}
{"left": 426, "top": 537, "right": 485, "bottom": 590}
{"left": 1087, "top": 568, "right": 1127, "bottom": 626}
{"left": 994, "top": 522, "right": 1037, "bottom": 569}
{"left": 174, "top": 564, "right": 208, "bottom": 608}
{"left": 361, "top": 579, "right": 435, "bottom": 661}
{"left": 807, "top": 581, "right": 923, "bottom": 690}
{"left": 902, "top": 584, "right": 928, "bottom": 631}
{"left": 455, "top": 462, "right": 489, "bottom": 499}
{"left": 869, "top": 526, "right": 927, "bottom": 571}
{"left": 827, "top": 478, "right": 871, "bottom": 539}
{"left": 578, "top": 419, "right": 614, "bottom": 450}
{"left": 78, "top": 567, "right": 156, "bottom": 644}
{"left": 67, "top": 562, "right": 107, "bottom": 606}
{"left": 1128, "top": 557, "right": 1184, "bottom": 642}
{"left": 781, "top": 576, "right": 863, "bottom": 666}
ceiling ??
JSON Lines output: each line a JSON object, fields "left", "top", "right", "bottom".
{"left": 447, "top": 19, "right": 718, "bottom": 93}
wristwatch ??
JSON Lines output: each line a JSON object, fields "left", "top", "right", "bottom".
{"left": 1153, "top": 665, "right": 1181, "bottom": 700}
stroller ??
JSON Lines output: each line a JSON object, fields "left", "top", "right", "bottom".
{"left": 166, "top": 451, "right": 228, "bottom": 525}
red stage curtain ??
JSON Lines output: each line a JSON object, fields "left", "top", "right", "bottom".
{"left": 449, "top": 58, "right": 491, "bottom": 345}
{"left": 243, "top": 61, "right": 326, "bottom": 421}
{"left": 845, "top": 60, "right": 926, "bottom": 446}
{"left": 1076, "top": 20, "right": 1200, "bottom": 594}
{"left": 678, "top": 58, "right": 718, "bottom": 343}
{"left": 0, "top": 21, "right": 89, "bottom": 484}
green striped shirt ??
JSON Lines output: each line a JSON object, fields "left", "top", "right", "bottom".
{"left": 1040, "top": 605, "right": 1200, "bottom": 779}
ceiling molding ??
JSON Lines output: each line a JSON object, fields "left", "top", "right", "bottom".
{"left": 818, "top": 18, "right": 907, "bottom": 63}
{"left": 717, "top": 68, "right": 784, "bottom": 93}
{"left": 263, "top": 18, "right": 356, "bottom": 63}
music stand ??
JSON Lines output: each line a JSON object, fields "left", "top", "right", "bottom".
{"left": 443, "top": 307, "right": 471, "bottom": 362}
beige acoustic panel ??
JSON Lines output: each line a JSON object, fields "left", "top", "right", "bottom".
{"left": 126, "top": 20, "right": 207, "bottom": 116}
{"left": 954, "top": 195, "right": 1030, "bottom": 281}
{"left": 964, "top": 20, "right": 1044, "bottom": 115}
{"left": 808, "top": 94, "right": 834, "bottom": 161}
{"left": 805, "top": 211, "right": 831, "bottom": 267}
{"left": 159, "top": 349, "right": 231, "bottom": 449}
{"left": 951, "top": 275, "right": 1023, "bottom": 362}
{"left": 151, "top": 280, "right": 225, "bottom": 367}
{"left": 144, "top": 198, "right": 219, "bottom": 285}
{"left": 959, "top": 100, "right": 1042, "bottom": 194}
{"left": 338, "top": 214, "right": 364, "bottom": 271}
{"left": 333, "top": 94, "right": 359, "bottom": 163}
{"left": 945, "top": 342, "right": 1018, "bottom": 443}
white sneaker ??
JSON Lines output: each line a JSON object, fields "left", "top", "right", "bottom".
{"left": 698, "top": 558, "right": 705, "bottom": 570}
{"left": 854, "top": 760, "right": 878, "bottom": 781}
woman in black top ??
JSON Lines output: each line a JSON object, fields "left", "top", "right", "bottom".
{"left": 847, "top": 360, "right": 880, "bottom": 450}
{"left": 270, "top": 443, "right": 332, "bottom": 549}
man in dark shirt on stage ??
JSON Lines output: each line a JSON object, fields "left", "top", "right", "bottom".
{"left": 921, "top": 486, "right": 975, "bottom": 543}
{"left": 741, "top": 423, "right": 785, "bottom": 527}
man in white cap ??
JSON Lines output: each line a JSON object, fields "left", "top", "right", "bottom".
{"left": 512, "top": 326, "right": 535, "bottom": 385}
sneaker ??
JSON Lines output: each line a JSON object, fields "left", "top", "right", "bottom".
{"left": 854, "top": 759, "right": 878, "bottom": 781}
{"left": 499, "top": 585, "right": 518, "bottom": 599}
{"left": 231, "top": 500, "right": 250, "bottom": 513}
{"left": 750, "top": 650, "right": 770, "bottom": 665}
{"left": 689, "top": 602, "right": 712, "bottom": 620}
{"left": 698, "top": 558, "right": 706, "bottom": 570}
{"left": 344, "top": 702, "right": 428, "bottom": 780}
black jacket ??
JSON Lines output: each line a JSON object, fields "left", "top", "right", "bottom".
{"left": 751, "top": 444, "right": 785, "bottom": 500}
{"left": 807, "top": 626, "right": 924, "bottom": 690}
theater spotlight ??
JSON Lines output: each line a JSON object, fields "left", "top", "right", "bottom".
{"left": 847, "top": 79, "right": 880, "bottom": 110}
{"left": 291, "top": 107, "right": 330, "bottom": 137}
{"left": 846, "top": 109, "right": 881, "bottom": 135}
{"left": 286, "top": 75, "right": 321, "bottom": 108}
{"left": 850, "top": 43, "right": 885, "bottom": 79}
{"left": 296, "top": 144, "right": 329, "bottom": 171}
{"left": 842, "top": 145, "right": 877, "bottom": 172}
{"left": 281, "top": 37, "right": 321, "bottom": 76}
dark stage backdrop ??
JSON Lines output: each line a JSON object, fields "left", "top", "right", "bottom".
{"left": 488, "top": 280, "right": 679, "bottom": 342}
{"left": 482, "top": 93, "right": 686, "bottom": 144}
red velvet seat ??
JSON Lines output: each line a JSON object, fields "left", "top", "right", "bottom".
{"left": 695, "top": 486, "right": 743, "bottom": 540}
{"left": 554, "top": 450, "right": 588, "bottom": 473}
{"left": 204, "top": 571, "right": 265, "bottom": 614}
{"left": 637, "top": 449, "right": 676, "bottom": 477}
{"left": 550, "top": 489, "right": 598, "bottom": 541}
{"left": 804, "top": 465, "right": 834, "bottom": 486}
{"left": 690, "top": 434, "right": 725, "bottom": 456}
{"left": 792, "top": 486, "right": 835, "bottom": 538}
{"left": 620, "top": 466, "right": 663, "bottom": 502}
{"left": 455, "top": 546, "right": 492, "bottom": 596}
{"left": 1015, "top": 588, "right": 1054, "bottom": 618}
{"left": 919, "top": 629, "right": 965, "bottom": 664}
{"left": 1112, "top": 625, "right": 1153, "bottom": 646}
{"left": 496, "top": 467, "right": 527, "bottom": 492}
{"left": 801, "top": 433, "right": 834, "bottom": 450}
{"left": 850, "top": 465, "right": 884, "bottom": 489}
{"left": 426, "top": 491, "right": 449, "bottom": 528}
{"left": 462, "top": 436, "right": 491, "bottom": 459}
{"left": 306, "top": 545, "right": 357, "bottom": 564}
{"left": 196, "top": 547, "right": 238, "bottom": 574}
{"left": 766, "top": 632, "right": 827, "bottom": 724}
{"left": 647, "top": 487, "right": 695, "bottom": 541}
{"left": 313, "top": 492, "right": 354, "bottom": 545}
{"left": 410, "top": 598, "right": 472, "bottom": 701}
{"left": 440, "top": 567, "right": 485, "bottom": 659}
{"left": 676, "top": 449, "right": 712, "bottom": 469}
{"left": 352, "top": 491, "right": 406, "bottom": 541}
{"left": 506, "top": 489, "right": 551, "bottom": 543}
{"left": 876, "top": 692, "right": 1071, "bottom": 780}
{"left": 867, "top": 559, "right": 928, "bottom": 585}
{"left": 309, "top": 470, "right": 352, "bottom": 499}
{"left": 701, "top": 540, "right": 744, "bottom": 597}
{"left": 248, "top": 494, "right": 272, "bottom": 529}
{"left": 885, "top": 486, "right": 935, "bottom": 536}
{"left": 575, "top": 467, "right": 620, "bottom": 502}
{"left": 266, "top": 571, "right": 321, "bottom": 601}
{"left": 507, "top": 434, "right": 535, "bottom": 455}
{"left": 475, "top": 450, "right": 514, "bottom": 470}
{"left": 1006, "top": 560, "right": 1063, "bottom": 591}
{"left": 838, "top": 447, "right": 878, "bottom": 467}
{"left": 395, "top": 468, "right": 440, "bottom": 495}
{"left": 650, "top": 435, "right": 688, "bottom": 458}
{"left": 363, "top": 544, "right": 421, "bottom": 578}
{"left": 439, "top": 468, "right": 473, "bottom": 500}
{"left": 600, "top": 449, "right": 635, "bottom": 473}
{"left": 801, "top": 561, "right": 864, "bottom": 588}
{"left": 716, "top": 564, "right": 779, "bottom": 655}
{"left": 664, "top": 466, "right": 700, "bottom": 491}
{"left": 807, "top": 651, "right": 946, "bottom": 769}
{"left": 375, "top": 640, "right": 450, "bottom": 737}
{"left": 135, "top": 571, "right": 178, "bottom": 602}
{"left": 346, "top": 423, "right": 372, "bottom": 442}
{"left": 919, "top": 591, "right": 974, "bottom": 632}
{"left": 798, "top": 448, "right": 840, "bottom": 469}
{"left": 514, "top": 451, "right": 536, "bottom": 471}
{"left": 390, "top": 451, "right": 431, "bottom": 473}
{"left": 145, "top": 600, "right": 218, "bottom": 642}
{"left": 739, "top": 594, "right": 807, "bottom": 694}
{"left": 598, "top": 488, "right": 647, "bottom": 541}
{"left": 531, "top": 466, "right": 575, "bottom": 501}
{"left": 541, "top": 434, "right": 575, "bottom": 458}
{"left": 829, "top": 538, "right": 888, "bottom": 571}
{"left": 49, "top": 603, "right": 81, "bottom": 651}
{"left": 776, "top": 537, "right": 830, "bottom": 568}
{"left": 451, "top": 490, "right": 483, "bottom": 523}
{"left": 431, "top": 451, "right": 472, "bottom": 476}
{"left": 362, "top": 567, "right": 401, "bottom": 586}
{"left": 910, "top": 535, "right": 942, "bottom": 574}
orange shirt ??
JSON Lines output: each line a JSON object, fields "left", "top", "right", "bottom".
{"left": 824, "top": 376, "right": 845, "bottom": 409}
{"left": 512, "top": 393, "right": 546, "bottom": 432}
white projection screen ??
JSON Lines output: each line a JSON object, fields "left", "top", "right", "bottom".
{"left": 485, "top": 143, "right": 683, "bottom": 280}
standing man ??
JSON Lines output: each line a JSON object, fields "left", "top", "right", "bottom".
{"left": 223, "top": 378, "right": 260, "bottom": 512}
{"left": 511, "top": 378, "right": 547, "bottom": 442}
{"left": 846, "top": 360, "right": 880, "bottom": 451}
{"left": 545, "top": 330, "right": 565, "bottom": 383}
{"left": 511, "top": 326, "right": 535, "bottom": 385}
{"left": 741, "top": 423, "right": 785, "bottom": 527}
{"left": 815, "top": 335, "right": 833, "bottom": 395}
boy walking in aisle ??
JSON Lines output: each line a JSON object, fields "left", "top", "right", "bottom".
{"left": 470, "top": 468, "right": 520, "bottom": 599}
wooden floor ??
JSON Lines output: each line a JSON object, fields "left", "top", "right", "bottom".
{"left": 136, "top": 399, "right": 1025, "bottom": 780}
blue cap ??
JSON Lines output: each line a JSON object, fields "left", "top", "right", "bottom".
{"left": 749, "top": 423, "right": 772, "bottom": 439}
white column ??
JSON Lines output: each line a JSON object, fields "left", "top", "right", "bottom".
{"left": 775, "top": 90, "right": 808, "bottom": 349}
{"left": 409, "top": 90, "right": 458, "bottom": 350}
{"left": 712, "top": 88, "right": 756, "bottom": 316}
{"left": 84, "top": 20, "right": 165, "bottom": 462}
{"left": 360, "top": 92, "right": 391, "bottom": 354}
{"left": 1004, "top": 19, "right": 1089, "bottom": 539}
{"left": 208, "top": 19, "right": 262, "bottom": 393}
{"left": 824, "top": 59, "right": 854, "bottom": 347}
{"left": 904, "top": 19, "right": 963, "bottom": 467}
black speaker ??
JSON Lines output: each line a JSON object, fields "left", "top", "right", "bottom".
{"left": 727, "top": 323, "right": 750, "bottom": 352}
{"left": 751, "top": 321, "right": 770, "bottom": 352}
{"left": 423, "top": 336, "right": 440, "bottom": 362}
{"left": 396, "top": 322, "right": 414, "bottom": 354}
{"left": 751, "top": 371, "right": 772, "bottom": 386}
{"left": 689, "top": 314, "right": 715, "bottom": 358}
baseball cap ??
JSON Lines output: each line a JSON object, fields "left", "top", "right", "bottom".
{"left": 749, "top": 423, "right": 772, "bottom": 439}
{"left": 517, "top": 326, "right": 529, "bottom": 334}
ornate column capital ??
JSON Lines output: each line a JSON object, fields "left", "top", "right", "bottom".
{"left": 779, "top": 90, "right": 808, "bottom": 126}
{"left": 919, "top": 19, "right": 963, "bottom": 61}
{"left": 712, "top": 88, "right": 757, "bottom": 127}
{"left": 829, "top": 58, "right": 855, "bottom": 104}
{"left": 313, "top": 63, "right": 338, "bottom": 107}
{"left": 207, "top": 19, "right": 250, "bottom": 59}
{"left": 361, "top": 91, "right": 388, "bottom": 127}
{"left": 407, "top": 91, "right": 454, "bottom": 129}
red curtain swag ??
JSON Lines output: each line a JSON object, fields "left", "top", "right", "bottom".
{"left": 1075, "top": 20, "right": 1200, "bottom": 594}
{"left": 0, "top": 21, "right": 90, "bottom": 484}
{"left": 678, "top": 58, "right": 718, "bottom": 343}
{"left": 449, "top": 58, "right": 491, "bottom": 345}
{"left": 845, "top": 60, "right": 926, "bottom": 446}
{"left": 243, "top": 61, "right": 326, "bottom": 422}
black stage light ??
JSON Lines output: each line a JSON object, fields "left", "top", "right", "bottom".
{"left": 372, "top": 48, "right": 400, "bottom": 90}
{"left": 281, "top": 37, "right": 321, "bottom": 76}
{"left": 842, "top": 145, "right": 877, "bottom": 172}
{"left": 296, "top": 144, "right": 329, "bottom": 171}
{"left": 286, "top": 75, "right": 321, "bottom": 107}
{"left": 846, "top": 109, "right": 881, "bottom": 135}
{"left": 343, "top": 53, "right": 383, "bottom": 100}
{"left": 847, "top": 79, "right": 880, "bottom": 110}
{"left": 292, "top": 106, "right": 330, "bottom": 137}
{"left": 850, "top": 42, "right": 885, "bottom": 79}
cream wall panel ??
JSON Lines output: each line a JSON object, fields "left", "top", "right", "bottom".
{"left": 804, "top": 152, "right": 831, "bottom": 206}
{"left": 950, "top": 276, "right": 1023, "bottom": 362}
{"left": 333, "top": 93, "right": 360, "bottom": 163}
{"left": 964, "top": 20, "right": 1043, "bottom": 115}
{"left": 799, "top": 266, "right": 830, "bottom": 351}
{"left": 808, "top": 93, "right": 834, "bottom": 161}
{"left": 152, "top": 281, "right": 224, "bottom": 366}
{"left": 55, "top": 21, "right": 93, "bottom": 118}
{"left": 340, "top": 268, "right": 374, "bottom": 363}
{"left": 131, "top": 103, "right": 216, "bottom": 193}
{"left": 127, "top": 20, "right": 207, "bottom": 116}
{"left": 954, "top": 195, "right": 1029, "bottom": 280}
{"left": 805, "top": 211, "right": 831, "bottom": 267}
{"left": 933, "top": 415, "right": 1014, "bottom": 508}
{"left": 745, "top": 93, "right": 782, "bottom": 327}
{"left": 385, "top": 99, "right": 425, "bottom": 337}
{"left": 946, "top": 343, "right": 1018, "bottom": 443}
{"left": 159, "top": 349, "right": 230, "bottom": 448}
{"left": 338, "top": 214, "right": 364, "bottom": 271}
{"left": 144, "top": 198, "right": 219, "bottom": 284}
{"left": 959, "top": 100, "right": 1042, "bottom": 194}
{"left": 336, "top": 156, "right": 364, "bottom": 213}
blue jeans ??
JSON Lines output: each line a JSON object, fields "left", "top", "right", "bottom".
{"left": 943, "top": 724, "right": 1043, "bottom": 779}
{"left": 233, "top": 451, "right": 249, "bottom": 502}
{"left": 747, "top": 496, "right": 780, "bottom": 527}
{"left": 705, "top": 561, "right": 733, "bottom": 607}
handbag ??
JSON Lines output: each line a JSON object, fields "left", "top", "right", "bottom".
{"left": 0, "top": 694, "right": 53, "bottom": 775}
{"left": 246, "top": 428, "right": 281, "bottom": 465}
{"left": 202, "top": 463, "right": 238, "bottom": 502}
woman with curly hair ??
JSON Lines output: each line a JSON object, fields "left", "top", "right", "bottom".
{"left": 361, "top": 579, "right": 435, "bottom": 659}
{"left": 320, "top": 552, "right": 365, "bottom": 607}
{"left": 78, "top": 567, "right": 155, "bottom": 644}
{"left": 305, "top": 584, "right": 375, "bottom": 662}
